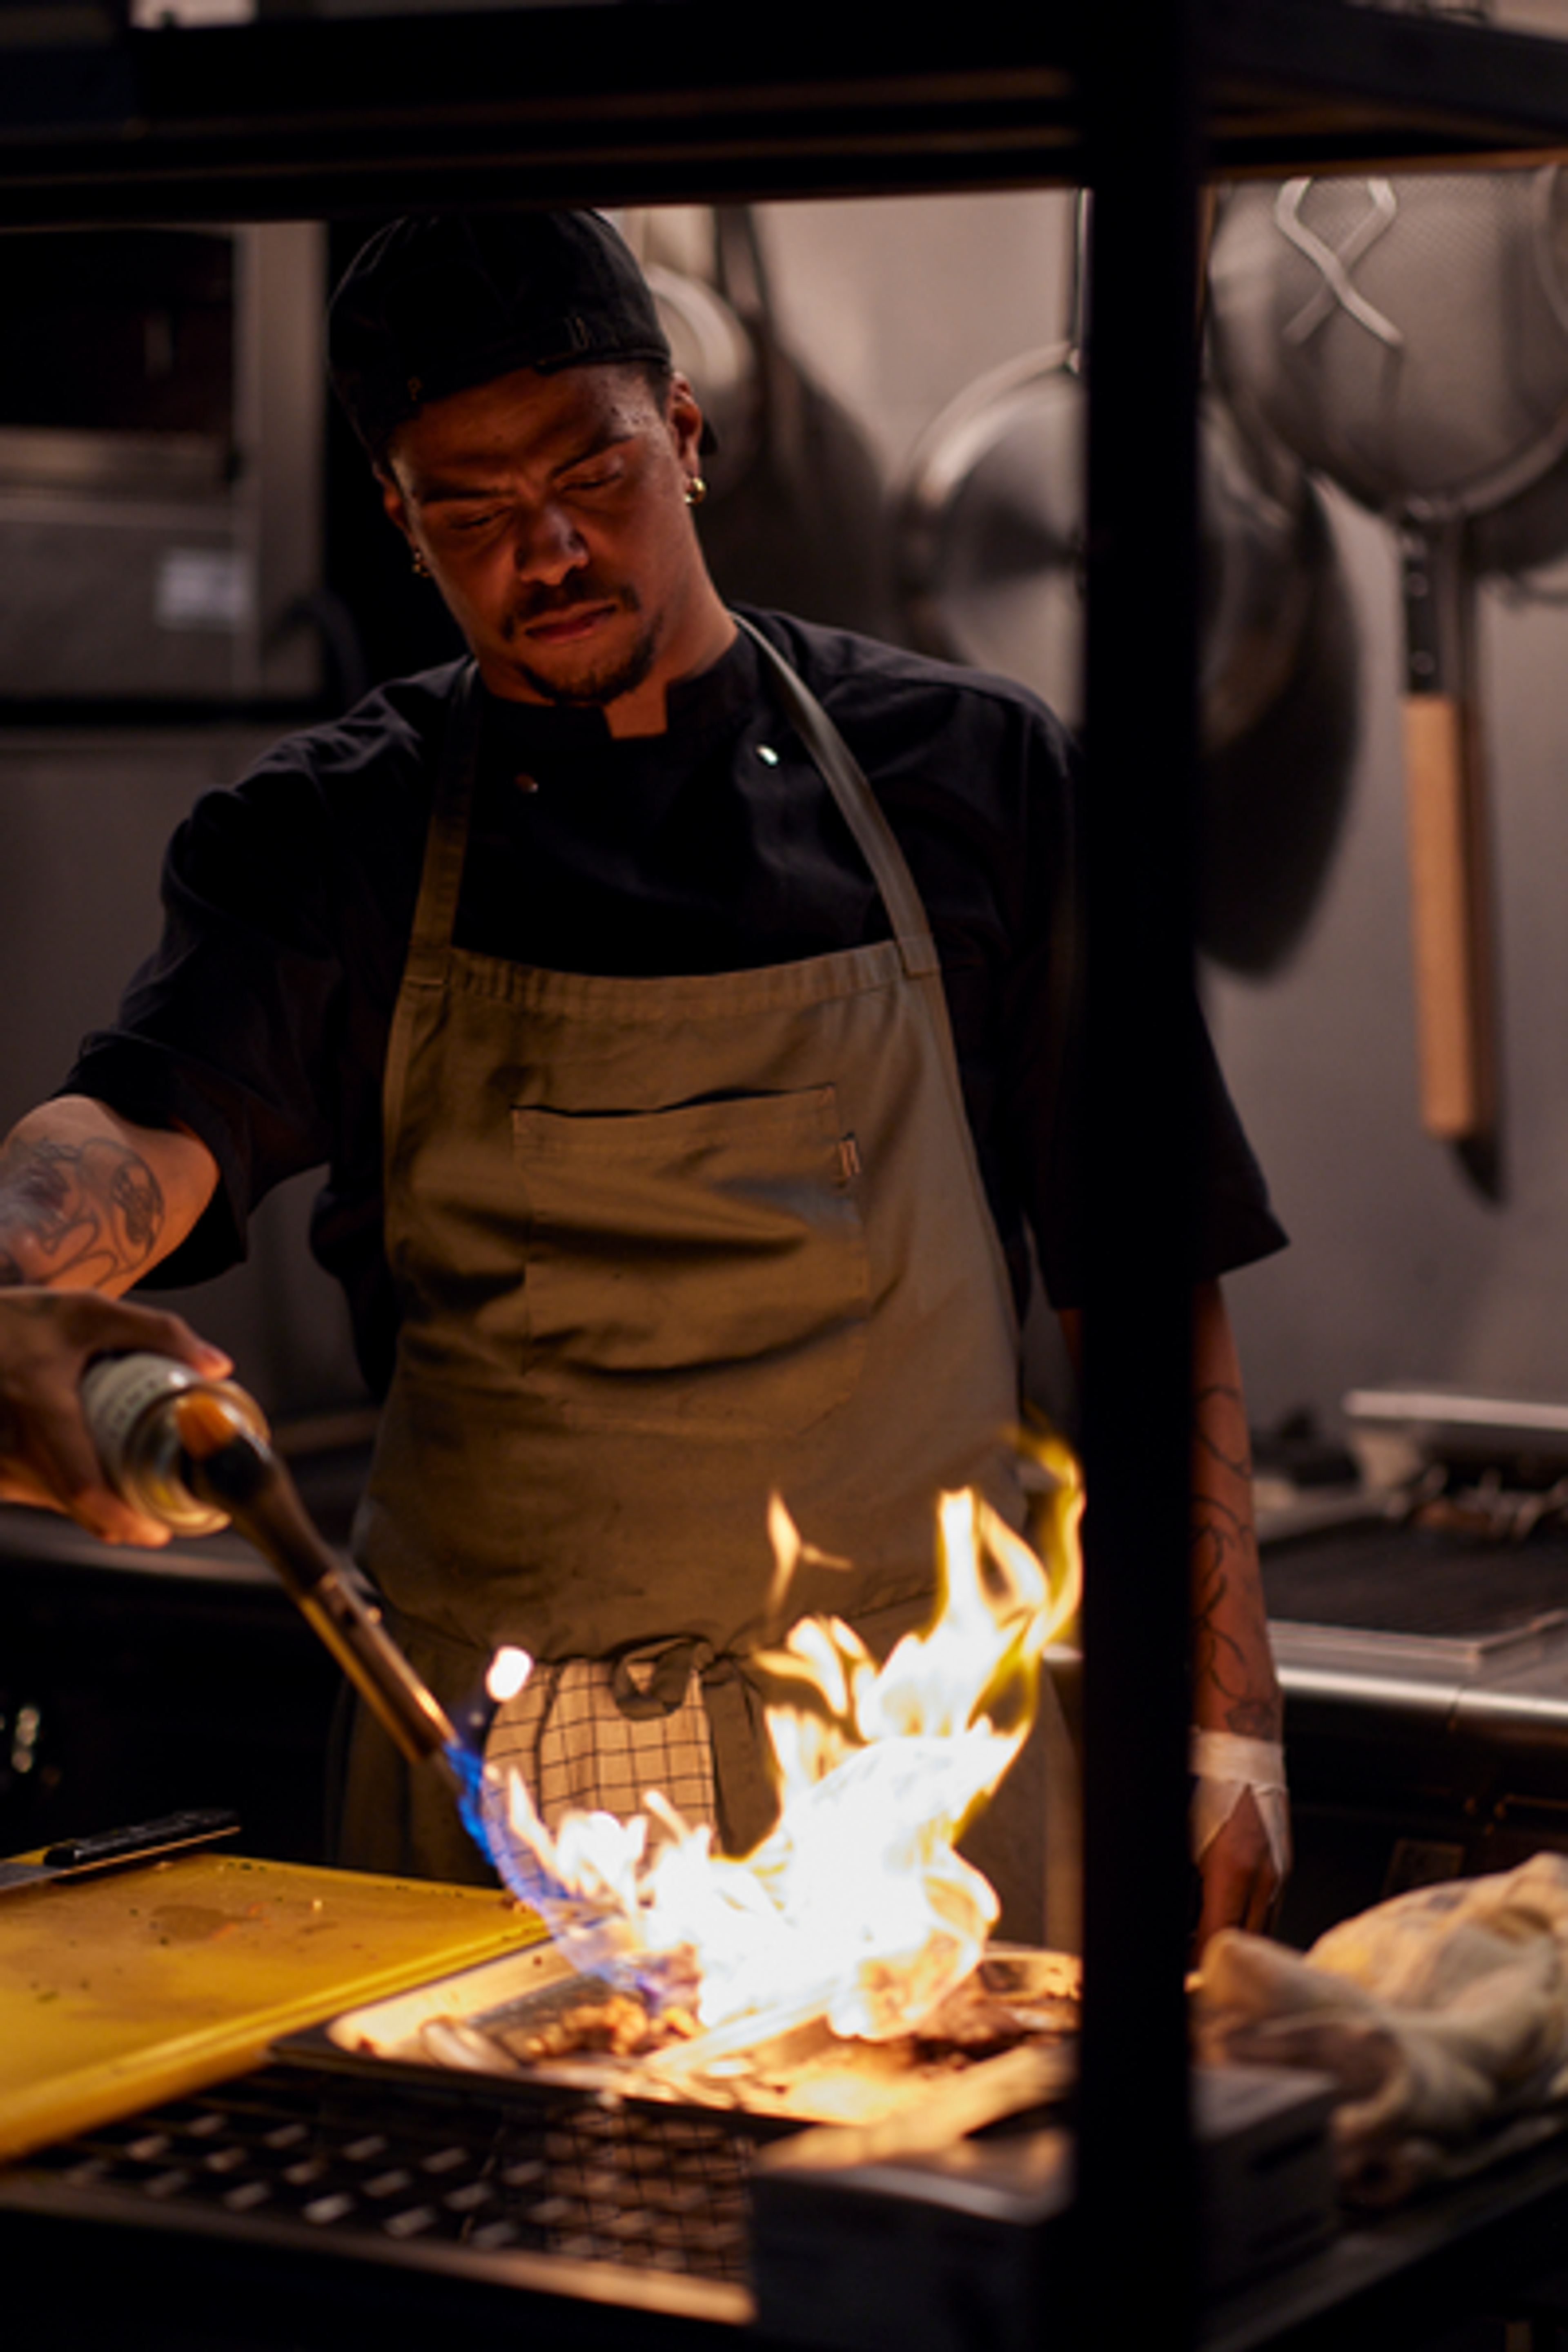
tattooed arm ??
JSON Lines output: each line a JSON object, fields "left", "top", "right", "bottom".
{"left": 0, "top": 1100, "right": 224, "bottom": 1543}
{"left": 0, "top": 1096, "right": 218, "bottom": 1296}
{"left": 1189, "top": 1276, "right": 1286, "bottom": 1948}
{"left": 1059, "top": 1280, "right": 1286, "bottom": 1946}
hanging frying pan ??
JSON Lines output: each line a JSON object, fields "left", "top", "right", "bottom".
{"left": 897, "top": 344, "right": 1087, "bottom": 726}
{"left": 895, "top": 344, "right": 1359, "bottom": 975}
{"left": 1208, "top": 169, "right": 1568, "bottom": 1150}
{"left": 629, "top": 206, "right": 894, "bottom": 637}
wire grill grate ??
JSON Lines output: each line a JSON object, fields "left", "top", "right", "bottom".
{"left": 18, "top": 2064, "right": 758, "bottom": 2286}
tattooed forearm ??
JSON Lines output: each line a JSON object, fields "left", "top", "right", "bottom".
{"left": 1182, "top": 1284, "right": 1289, "bottom": 1936}
{"left": 1191, "top": 1510, "right": 1280, "bottom": 1735}
{"left": 0, "top": 1134, "right": 166, "bottom": 1291}
{"left": 1193, "top": 1382, "right": 1254, "bottom": 1483}
{"left": 1189, "top": 1371, "right": 1283, "bottom": 1741}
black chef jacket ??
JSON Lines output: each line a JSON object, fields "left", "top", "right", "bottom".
{"left": 64, "top": 609, "right": 1286, "bottom": 1396}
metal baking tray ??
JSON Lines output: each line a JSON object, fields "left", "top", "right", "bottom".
{"left": 279, "top": 1938, "right": 1080, "bottom": 2134}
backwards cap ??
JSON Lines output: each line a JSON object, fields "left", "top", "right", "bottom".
{"left": 328, "top": 209, "right": 673, "bottom": 459}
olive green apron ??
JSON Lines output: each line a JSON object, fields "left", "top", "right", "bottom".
{"left": 337, "top": 622, "right": 1047, "bottom": 1919}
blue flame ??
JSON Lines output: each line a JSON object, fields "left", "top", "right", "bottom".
{"left": 444, "top": 1726, "right": 672, "bottom": 1997}
{"left": 444, "top": 1732, "right": 557, "bottom": 1910}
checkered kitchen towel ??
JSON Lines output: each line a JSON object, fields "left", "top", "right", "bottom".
{"left": 484, "top": 1638, "right": 718, "bottom": 1833}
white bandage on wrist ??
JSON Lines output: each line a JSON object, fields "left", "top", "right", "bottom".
{"left": 1189, "top": 1728, "right": 1290, "bottom": 1882}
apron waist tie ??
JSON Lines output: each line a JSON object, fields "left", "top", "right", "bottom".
{"left": 611, "top": 1634, "right": 714, "bottom": 1719}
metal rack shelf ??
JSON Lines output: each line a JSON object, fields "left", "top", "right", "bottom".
{"left": 3, "top": 2, "right": 1568, "bottom": 226}
{"left": 6, "top": 5, "right": 1568, "bottom": 2348}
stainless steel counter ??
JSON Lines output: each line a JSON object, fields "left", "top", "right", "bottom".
{"left": 1263, "top": 1493, "right": 1568, "bottom": 1943}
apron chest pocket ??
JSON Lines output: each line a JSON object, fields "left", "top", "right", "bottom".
{"left": 511, "top": 1086, "right": 870, "bottom": 1436}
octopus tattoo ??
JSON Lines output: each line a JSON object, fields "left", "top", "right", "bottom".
{"left": 0, "top": 1135, "right": 165, "bottom": 1289}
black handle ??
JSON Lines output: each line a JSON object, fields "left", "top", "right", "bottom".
{"left": 42, "top": 1806, "right": 241, "bottom": 1871}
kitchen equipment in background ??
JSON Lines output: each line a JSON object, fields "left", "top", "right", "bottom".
{"left": 641, "top": 237, "right": 763, "bottom": 504}
{"left": 1261, "top": 1381, "right": 1568, "bottom": 1946}
{"left": 1208, "top": 169, "right": 1568, "bottom": 1153}
{"left": 1460, "top": 385, "right": 1568, "bottom": 610}
{"left": 895, "top": 345, "right": 1359, "bottom": 976}
{"left": 628, "top": 206, "right": 896, "bottom": 639}
{"left": 0, "top": 1483, "right": 352, "bottom": 1867}
{"left": 897, "top": 345, "right": 1085, "bottom": 724}
{"left": 0, "top": 223, "right": 325, "bottom": 705}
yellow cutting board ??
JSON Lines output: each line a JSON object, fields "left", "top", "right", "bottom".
{"left": 0, "top": 1851, "right": 547, "bottom": 2163}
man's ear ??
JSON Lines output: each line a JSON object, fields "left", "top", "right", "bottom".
{"left": 667, "top": 373, "right": 706, "bottom": 474}
{"left": 377, "top": 466, "right": 414, "bottom": 546}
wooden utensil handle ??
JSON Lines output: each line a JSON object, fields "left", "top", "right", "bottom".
{"left": 1401, "top": 691, "right": 1492, "bottom": 1141}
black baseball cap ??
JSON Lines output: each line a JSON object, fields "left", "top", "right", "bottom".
{"left": 328, "top": 209, "right": 674, "bottom": 461}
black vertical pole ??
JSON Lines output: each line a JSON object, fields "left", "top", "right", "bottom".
{"left": 1073, "top": 2, "right": 1203, "bottom": 2346}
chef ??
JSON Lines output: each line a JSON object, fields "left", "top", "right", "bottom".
{"left": 0, "top": 209, "right": 1288, "bottom": 1946}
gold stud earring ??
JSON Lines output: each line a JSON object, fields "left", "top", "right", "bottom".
{"left": 411, "top": 548, "right": 430, "bottom": 578}
{"left": 684, "top": 475, "right": 708, "bottom": 509}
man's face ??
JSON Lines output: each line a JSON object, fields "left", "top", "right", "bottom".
{"left": 379, "top": 361, "right": 723, "bottom": 732}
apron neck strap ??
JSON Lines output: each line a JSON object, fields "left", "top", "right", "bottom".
{"left": 735, "top": 615, "right": 941, "bottom": 980}
{"left": 404, "top": 661, "right": 483, "bottom": 983}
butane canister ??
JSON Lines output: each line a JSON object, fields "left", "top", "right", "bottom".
{"left": 80, "top": 1351, "right": 271, "bottom": 1535}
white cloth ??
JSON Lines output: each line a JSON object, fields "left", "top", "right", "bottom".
{"left": 1195, "top": 1852, "right": 1568, "bottom": 2206}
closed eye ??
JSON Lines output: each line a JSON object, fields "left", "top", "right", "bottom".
{"left": 423, "top": 500, "right": 511, "bottom": 538}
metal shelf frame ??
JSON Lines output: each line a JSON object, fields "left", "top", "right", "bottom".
{"left": 4, "top": 2, "right": 1568, "bottom": 227}
{"left": 8, "top": 3, "right": 1568, "bottom": 2345}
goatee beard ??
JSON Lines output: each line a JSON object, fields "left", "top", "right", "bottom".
{"left": 511, "top": 630, "right": 661, "bottom": 711}
{"left": 503, "top": 581, "right": 661, "bottom": 712}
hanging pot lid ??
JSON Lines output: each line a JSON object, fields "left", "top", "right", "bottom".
{"left": 895, "top": 343, "right": 1329, "bottom": 760}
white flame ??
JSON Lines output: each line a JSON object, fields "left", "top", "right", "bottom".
{"left": 480, "top": 1424, "right": 1082, "bottom": 2045}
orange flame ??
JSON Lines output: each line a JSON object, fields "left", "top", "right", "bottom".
{"left": 480, "top": 1422, "right": 1081, "bottom": 2045}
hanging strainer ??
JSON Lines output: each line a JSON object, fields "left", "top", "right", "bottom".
{"left": 1209, "top": 167, "right": 1568, "bottom": 1145}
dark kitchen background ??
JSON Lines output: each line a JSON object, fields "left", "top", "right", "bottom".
{"left": 6, "top": 184, "right": 1568, "bottom": 1930}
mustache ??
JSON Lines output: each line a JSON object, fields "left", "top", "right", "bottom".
{"left": 504, "top": 575, "right": 637, "bottom": 632}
